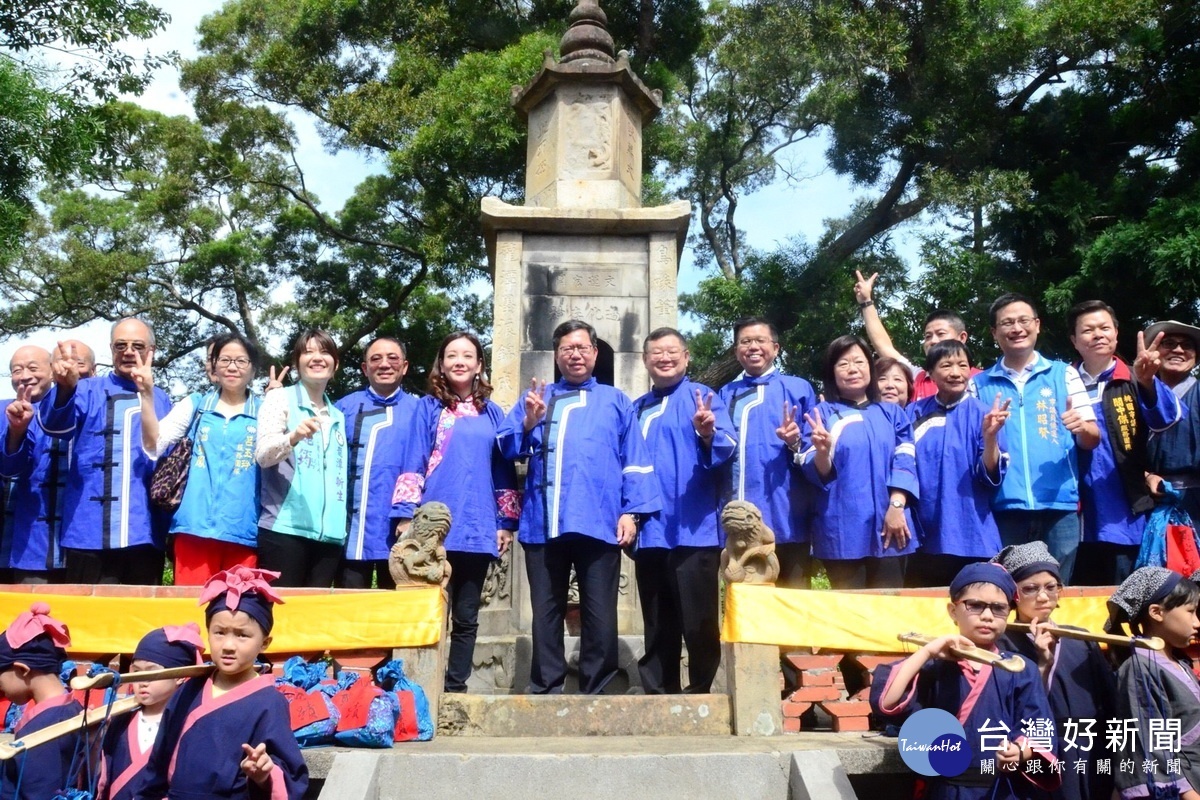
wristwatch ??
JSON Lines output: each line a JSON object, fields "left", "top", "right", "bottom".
{"left": 889, "top": 499, "right": 905, "bottom": 509}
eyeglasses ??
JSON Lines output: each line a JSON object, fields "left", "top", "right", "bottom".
{"left": 112, "top": 341, "right": 148, "bottom": 352}
{"left": 1017, "top": 582, "right": 1062, "bottom": 599}
{"left": 737, "top": 337, "right": 776, "bottom": 348}
{"left": 215, "top": 357, "right": 252, "bottom": 369}
{"left": 557, "top": 345, "right": 595, "bottom": 355}
{"left": 958, "top": 600, "right": 1011, "bottom": 617}
{"left": 367, "top": 354, "right": 406, "bottom": 364}
{"left": 995, "top": 316, "right": 1037, "bottom": 331}
{"left": 1160, "top": 337, "right": 1197, "bottom": 352}
{"left": 646, "top": 348, "right": 685, "bottom": 358}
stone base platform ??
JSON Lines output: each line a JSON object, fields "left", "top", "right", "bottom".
{"left": 438, "top": 693, "right": 731, "bottom": 737}
{"left": 304, "top": 734, "right": 907, "bottom": 800}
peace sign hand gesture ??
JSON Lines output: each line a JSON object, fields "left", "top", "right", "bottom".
{"left": 854, "top": 270, "right": 878, "bottom": 304}
{"left": 130, "top": 348, "right": 154, "bottom": 396}
{"left": 982, "top": 393, "right": 1011, "bottom": 440}
{"left": 775, "top": 401, "right": 800, "bottom": 450}
{"left": 692, "top": 389, "right": 716, "bottom": 441}
{"left": 240, "top": 742, "right": 273, "bottom": 786}
{"left": 5, "top": 384, "right": 33, "bottom": 436}
{"left": 804, "top": 408, "right": 831, "bottom": 457}
{"left": 1133, "top": 330, "right": 1164, "bottom": 388}
{"left": 266, "top": 365, "right": 290, "bottom": 392}
{"left": 51, "top": 341, "right": 83, "bottom": 391}
{"left": 523, "top": 378, "right": 548, "bottom": 432}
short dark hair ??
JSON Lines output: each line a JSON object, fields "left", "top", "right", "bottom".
{"left": 208, "top": 333, "right": 260, "bottom": 374}
{"left": 874, "top": 356, "right": 914, "bottom": 404}
{"left": 552, "top": 320, "right": 597, "bottom": 349}
{"left": 643, "top": 327, "right": 687, "bottom": 353}
{"left": 989, "top": 293, "right": 1039, "bottom": 328}
{"left": 924, "top": 339, "right": 973, "bottom": 372}
{"left": 289, "top": 329, "right": 339, "bottom": 372}
{"left": 428, "top": 331, "right": 492, "bottom": 411}
{"left": 732, "top": 317, "right": 778, "bottom": 343}
{"left": 1066, "top": 300, "right": 1118, "bottom": 335}
{"left": 364, "top": 337, "right": 407, "bottom": 360}
{"left": 822, "top": 335, "right": 879, "bottom": 403}
{"left": 924, "top": 310, "right": 967, "bottom": 334}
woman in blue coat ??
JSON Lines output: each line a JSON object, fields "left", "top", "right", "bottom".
{"left": 792, "top": 335, "right": 919, "bottom": 589}
{"left": 394, "top": 332, "right": 519, "bottom": 693}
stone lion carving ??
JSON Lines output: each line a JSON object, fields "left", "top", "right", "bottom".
{"left": 720, "top": 500, "right": 780, "bottom": 584}
{"left": 389, "top": 502, "right": 453, "bottom": 589}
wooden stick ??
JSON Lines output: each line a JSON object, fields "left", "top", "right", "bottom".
{"left": 69, "top": 663, "right": 214, "bottom": 691}
{"left": 898, "top": 633, "right": 1027, "bottom": 673}
{"left": 0, "top": 696, "right": 141, "bottom": 760}
{"left": 1005, "top": 621, "right": 1165, "bottom": 651}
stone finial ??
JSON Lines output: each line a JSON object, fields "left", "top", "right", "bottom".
{"left": 389, "top": 502, "right": 453, "bottom": 589}
{"left": 559, "top": 0, "right": 615, "bottom": 64}
{"left": 720, "top": 501, "right": 780, "bottom": 584}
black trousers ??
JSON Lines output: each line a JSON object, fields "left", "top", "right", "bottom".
{"left": 1072, "top": 542, "right": 1138, "bottom": 586}
{"left": 444, "top": 551, "right": 495, "bottom": 693}
{"left": 337, "top": 559, "right": 397, "bottom": 590}
{"left": 904, "top": 553, "right": 978, "bottom": 588}
{"left": 64, "top": 545, "right": 163, "bottom": 585}
{"left": 823, "top": 555, "right": 906, "bottom": 590}
{"left": 256, "top": 528, "right": 340, "bottom": 588}
{"left": 635, "top": 546, "right": 721, "bottom": 694}
{"left": 524, "top": 535, "right": 621, "bottom": 694}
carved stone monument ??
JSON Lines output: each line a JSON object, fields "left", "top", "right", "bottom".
{"left": 476, "top": 0, "right": 691, "bottom": 690}
{"left": 389, "top": 502, "right": 453, "bottom": 589}
{"left": 719, "top": 501, "right": 780, "bottom": 585}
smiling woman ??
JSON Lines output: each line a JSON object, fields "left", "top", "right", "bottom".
{"left": 254, "top": 330, "right": 348, "bottom": 587}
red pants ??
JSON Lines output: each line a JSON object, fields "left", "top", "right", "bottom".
{"left": 173, "top": 534, "right": 257, "bottom": 586}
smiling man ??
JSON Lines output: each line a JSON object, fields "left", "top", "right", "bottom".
{"left": 971, "top": 294, "right": 1100, "bottom": 583}
{"left": 497, "top": 320, "right": 661, "bottom": 695}
{"left": 1066, "top": 301, "right": 1180, "bottom": 585}
{"left": 1144, "top": 320, "right": 1200, "bottom": 524}
{"left": 630, "top": 327, "right": 737, "bottom": 694}
{"left": 718, "top": 317, "right": 817, "bottom": 587}
{"left": 38, "top": 318, "right": 172, "bottom": 584}
{"left": 335, "top": 337, "right": 423, "bottom": 589}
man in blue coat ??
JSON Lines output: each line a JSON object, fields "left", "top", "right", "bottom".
{"left": 632, "top": 327, "right": 737, "bottom": 694}
{"left": 718, "top": 317, "right": 818, "bottom": 587}
{"left": 335, "top": 337, "right": 423, "bottom": 589}
{"left": 38, "top": 319, "right": 172, "bottom": 584}
{"left": 498, "top": 320, "right": 662, "bottom": 694}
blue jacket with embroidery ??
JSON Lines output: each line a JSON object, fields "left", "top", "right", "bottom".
{"left": 496, "top": 378, "right": 661, "bottom": 546}
{"left": 718, "top": 370, "right": 817, "bottom": 545}
{"left": 39, "top": 375, "right": 172, "bottom": 551}
{"left": 632, "top": 377, "right": 737, "bottom": 549}
{"left": 0, "top": 405, "right": 67, "bottom": 570}
{"left": 798, "top": 400, "right": 920, "bottom": 560}
{"left": 335, "top": 386, "right": 423, "bottom": 561}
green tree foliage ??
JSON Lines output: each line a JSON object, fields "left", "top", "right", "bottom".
{"left": 176, "top": 0, "right": 703, "bottom": 372}
{"left": 0, "top": 0, "right": 171, "bottom": 259}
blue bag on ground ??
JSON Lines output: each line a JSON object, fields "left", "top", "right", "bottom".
{"left": 376, "top": 659, "right": 434, "bottom": 741}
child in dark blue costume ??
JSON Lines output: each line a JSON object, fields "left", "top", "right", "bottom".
{"left": 136, "top": 567, "right": 308, "bottom": 799}
{"left": 870, "top": 563, "right": 1061, "bottom": 799}
{"left": 0, "top": 602, "right": 84, "bottom": 800}
{"left": 99, "top": 623, "right": 204, "bottom": 800}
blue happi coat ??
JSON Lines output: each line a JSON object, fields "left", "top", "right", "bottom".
{"left": 907, "top": 394, "right": 1006, "bottom": 558}
{"left": 632, "top": 377, "right": 737, "bottom": 549}
{"left": 336, "top": 386, "right": 423, "bottom": 561}
{"left": 394, "top": 396, "right": 519, "bottom": 556}
{"left": 496, "top": 377, "right": 661, "bottom": 544}
{"left": 718, "top": 369, "right": 817, "bottom": 544}
{"left": 39, "top": 375, "right": 172, "bottom": 550}
{"left": 0, "top": 407, "right": 68, "bottom": 571}
{"left": 798, "top": 400, "right": 920, "bottom": 560}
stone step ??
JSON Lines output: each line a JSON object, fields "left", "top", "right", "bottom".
{"left": 438, "top": 692, "right": 731, "bottom": 736}
{"left": 311, "top": 734, "right": 896, "bottom": 800}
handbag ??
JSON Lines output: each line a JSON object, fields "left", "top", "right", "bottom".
{"left": 149, "top": 397, "right": 203, "bottom": 512}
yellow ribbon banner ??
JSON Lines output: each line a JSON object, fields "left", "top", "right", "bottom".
{"left": 0, "top": 587, "right": 444, "bottom": 654}
{"left": 722, "top": 583, "right": 1112, "bottom": 652}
